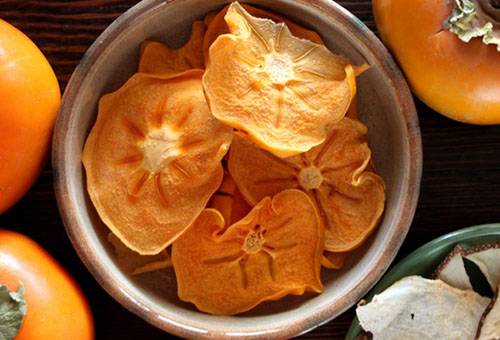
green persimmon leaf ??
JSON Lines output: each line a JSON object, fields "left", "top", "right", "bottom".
{"left": 0, "top": 284, "right": 27, "bottom": 340}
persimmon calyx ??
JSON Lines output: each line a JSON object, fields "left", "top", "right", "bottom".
{"left": 0, "top": 284, "right": 27, "bottom": 339}
{"left": 446, "top": 0, "right": 500, "bottom": 51}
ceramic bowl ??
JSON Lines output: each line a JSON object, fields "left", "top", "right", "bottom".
{"left": 52, "top": 0, "right": 422, "bottom": 338}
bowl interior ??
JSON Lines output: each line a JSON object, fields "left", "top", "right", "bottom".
{"left": 56, "top": 0, "right": 420, "bottom": 337}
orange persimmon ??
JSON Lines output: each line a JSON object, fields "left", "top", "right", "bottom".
{"left": 0, "top": 229, "right": 93, "bottom": 339}
{"left": 0, "top": 19, "right": 60, "bottom": 213}
{"left": 373, "top": 0, "right": 500, "bottom": 124}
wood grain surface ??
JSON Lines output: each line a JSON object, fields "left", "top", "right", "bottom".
{"left": 1, "top": 1, "right": 500, "bottom": 339}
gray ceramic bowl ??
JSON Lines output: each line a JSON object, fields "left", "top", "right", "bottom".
{"left": 52, "top": 0, "right": 422, "bottom": 338}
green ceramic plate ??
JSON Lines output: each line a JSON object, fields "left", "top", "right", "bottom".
{"left": 345, "top": 223, "right": 500, "bottom": 340}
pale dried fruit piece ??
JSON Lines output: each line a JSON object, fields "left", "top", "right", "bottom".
{"left": 228, "top": 118, "right": 385, "bottom": 252}
{"left": 432, "top": 244, "right": 473, "bottom": 290}
{"left": 203, "top": 2, "right": 356, "bottom": 157}
{"left": 322, "top": 251, "right": 349, "bottom": 269}
{"left": 172, "top": 189, "right": 324, "bottom": 315}
{"left": 139, "top": 20, "right": 206, "bottom": 75}
{"left": 107, "top": 233, "right": 172, "bottom": 275}
{"left": 356, "top": 276, "right": 491, "bottom": 340}
{"left": 477, "top": 285, "right": 500, "bottom": 340}
{"left": 465, "top": 242, "right": 500, "bottom": 291}
{"left": 82, "top": 70, "right": 233, "bottom": 254}
{"left": 208, "top": 171, "right": 252, "bottom": 227}
{"left": 202, "top": 3, "right": 323, "bottom": 64}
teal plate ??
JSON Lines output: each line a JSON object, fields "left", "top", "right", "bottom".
{"left": 345, "top": 223, "right": 500, "bottom": 340}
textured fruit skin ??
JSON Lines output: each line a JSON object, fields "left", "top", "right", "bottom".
{"left": 0, "top": 19, "right": 60, "bottom": 213}
{"left": 373, "top": 0, "right": 500, "bottom": 124}
{"left": 0, "top": 229, "right": 94, "bottom": 340}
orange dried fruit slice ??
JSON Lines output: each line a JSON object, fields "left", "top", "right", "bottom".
{"left": 139, "top": 20, "right": 206, "bottom": 75}
{"left": 107, "top": 233, "right": 172, "bottom": 275}
{"left": 228, "top": 117, "right": 385, "bottom": 252}
{"left": 346, "top": 94, "right": 359, "bottom": 120}
{"left": 202, "top": 3, "right": 323, "bottom": 64}
{"left": 321, "top": 251, "right": 349, "bottom": 270}
{"left": 208, "top": 171, "right": 252, "bottom": 227}
{"left": 203, "top": 2, "right": 356, "bottom": 158}
{"left": 82, "top": 69, "right": 233, "bottom": 255}
{"left": 172, "top": 189, "right": 324, "bottom": 315}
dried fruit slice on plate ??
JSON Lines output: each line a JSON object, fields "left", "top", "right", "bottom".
{"left": 203, "top": 2, "right": 356, "bottom": 157}
{"left": 82, "top": 69, "right": 233, "bottom": 254}
{"left": 107, "top": 233, "right": 172, "bottom": 275}
{"left": 229, "top": 118, "right": 385, "bottom": 252}
{"left": 208, "top": 171, "right": 252, "bottom": 227}
{"left": 172, "top": 189, "right": 324, "bottom": 315}
{"left": 477, "top": 285, "right": 500, "bottom": 340}
{"left": 465, "top": 242, "right": 500, "bottom": 291}
{"left": 356, "top": 276, "right": 491, "bottom": 340}
{"left": 139, "top": 20, "right": 206, "bottom": 75}
{"left": 432, "top": 244, "right": 473, "bottom": 290}
{"left": 202, "top": 3, "right": 323, "bottom": 64}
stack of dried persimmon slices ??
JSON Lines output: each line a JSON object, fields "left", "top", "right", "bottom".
{"left": 82, "top": 2, "right": 386, "bottom": 315}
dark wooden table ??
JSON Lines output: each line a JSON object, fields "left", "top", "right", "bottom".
{"left": 1, "top": 1, "right": 500, "bottom": 339}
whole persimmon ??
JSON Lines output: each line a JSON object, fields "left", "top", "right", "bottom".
{"left": 0, "top": 229, "right": 94, "bottom": 339}
{"left": 373, "top": 0, "right": 500, "bottom": 124}
{"left": 0, "top": 19, "right": 60, "bottom": 213}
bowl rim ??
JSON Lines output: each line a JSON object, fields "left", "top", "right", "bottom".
{"left": 52, "top": 0, "right": 422, "bottom": 338}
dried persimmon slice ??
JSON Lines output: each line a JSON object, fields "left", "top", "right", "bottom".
{"left": 139, "top": 20, "right": 206, "bottom": 75}
{"left": 107, "top": 233, "right": 172, "bottom": 275}
{"left": 82, "top": 70, "right": 233, "bottom": 255}
{"left": 228, "top": 118, "right": 385, "bottom": 252}
{"left": 172, "top": 189, "right": 324, "bottom": 315}
{"left": 202, "top": 3, "right": 323, "bottom": 64}
{"left": 208, "top": 171, "right": 252, "bottom": 227}
{"left": 322, "top": 251, "right": 349, "bottom": 270}
{"left": 203, "top": 2, "right": 356, "bottom": 158}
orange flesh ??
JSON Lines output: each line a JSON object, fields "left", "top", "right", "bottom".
{"left": 228, "top": 118, "right": 385, "bottom": 252}
{"left": 172, "top": 189, "right": 324, "bottom": 315}
{"left": 82, "top": 70, "right": 233, "bottom": 255}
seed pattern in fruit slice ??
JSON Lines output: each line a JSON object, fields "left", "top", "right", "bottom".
{"left": 203, "top": 2, "right": 356, "bottom": 158}
{"left": 139, "top": 20, "right": 206, "bottom": 75}
{"left": 107, "top": 232, "right": 172, "bottom": 275}
{"left": 202, "top": 3, "right": 323, "bottom": 64}
{"left": 172, "top": 189, "right": 324, "bottom": 315}
{"left": 82, "top": 70, "right": 233, "bottom": 255}
{"left": 208, "top": 171, "right": 252, "bottom": 227}
{"left": 228, "top": 117, "right": 385, "bottom": 252}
